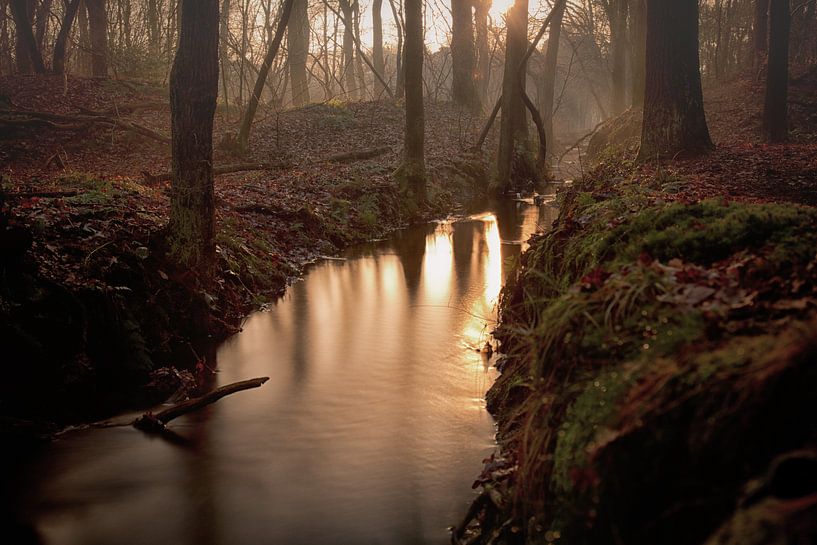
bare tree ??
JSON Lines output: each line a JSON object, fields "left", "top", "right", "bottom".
{"left": 397, "top": 0, "right": 425, "bottom": 205}
{"left": 166, "top": 0, "right": 220, "bottom": 276}
{"left": 451, "top": 0, "right": 479, "bottom": 109}
{"left": 289, "top": 0, "right": 311, "bottom": 106}
{"left": 762, "top": 0, "right": 789, "bottom": 142}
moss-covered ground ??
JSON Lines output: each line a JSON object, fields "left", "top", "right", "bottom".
{"left": 463, "top": 156, "right": 817, "bottom": 545}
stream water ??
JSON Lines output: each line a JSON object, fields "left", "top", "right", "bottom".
{"left": 11, "top": 198, "right": 558, "bottom": 545}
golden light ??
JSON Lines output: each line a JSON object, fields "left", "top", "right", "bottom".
{"left": 422, "top": 222, "right": 454, "bottom": 302}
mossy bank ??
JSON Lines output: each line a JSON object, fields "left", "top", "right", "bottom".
{"left": 456, "top": 156, "right": 817, "bottom": 545}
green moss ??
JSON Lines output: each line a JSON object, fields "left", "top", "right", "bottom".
{"left": 607, "top": 200, "right": 817, "bottom": 265}
{"left": 552, "top": 367, "right": 637, "bottom": 494}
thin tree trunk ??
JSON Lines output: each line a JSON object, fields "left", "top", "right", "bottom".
{"left": 389, "top": 0, "right": 405, "bottom": 97}
{"left": 220, "top": 0, "right": 231, "bottom": 114}
{"left": 10, "top": 0, "right": 45, "bottom": 73}
{"left": 353, "top": 0, "right": 367, "bottom": 98}
{"left": 474, "top": 0, "right": 490, "bottom": 106}
{"left": 637, "top": 0, "right": 712, "bottom": 160}
{"left": 609, "top": 0, "right": 628, "bottom": 114}
{"left": 77, "top": 0, "right": 92, "bottom": 75}
{"left": 754, "top": 0, "right": 770, "bottom": 69}
{"left": 398, "top": 0, "right": 425, "bottom": 204}
{"left": 34, "top": 0, "right": 51, "bottom": 50}
{"left": 52, "top": 0, "right": 83, "bottom": 75}
{"left": 236, "top": 0, "right": 294, "bottom": 151}
{"left": 451, "top": 0, "right": 479, "bottom": 109}
{"left": 166, "top": 0, "right": 220, "bottom": 277}
{"left": 762, "top": 0, "right": 789, "bottom": 142}
{"left": 289, "top": 0, "right": 310, "bottom": 106}
{"left": 629, "top": 0, "right": 646, "bottom": 107}
{"left": 338, "top": 0, "right": 357, "bottom": 99}
{"left": 86, "top": 0, "right": 107, "bottom": 77}
{"left": 372, "top": 0, "right": 387, "bottom": 97}
{"left": 539, "top": 0, "right": 566, "bottom": 160}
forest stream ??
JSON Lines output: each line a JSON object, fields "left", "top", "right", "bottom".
{"left": 8, "top": 197, "right": 558, "bottom": 545}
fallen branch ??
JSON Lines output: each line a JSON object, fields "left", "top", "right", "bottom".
{"left": 141, "top": 162, "right": 289, "bottom": 184}
{"left": 3, "top": 190, "right": 78, "bottom": 198}
{"left": 133, "top": 377, "right": 269, "bottom": 433}
{"left": 557, "top": 119, "right": 606, "bottom": 164}
{"left": 0, "top": 108, "right": 170, "bottom": 144}
{"left": 76, "top": 101, "right": 168, "bottom": 116}
{"left": 321, "top": 146, "right": 391, "bottom": 163}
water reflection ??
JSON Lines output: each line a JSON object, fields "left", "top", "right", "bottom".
{"left": 14, "top": 201, "right": 557, "bottom": 545}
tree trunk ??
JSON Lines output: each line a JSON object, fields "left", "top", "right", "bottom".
{"left": 629, "top": 0, "right": 646, "bottom": 107}
{"left": 34, "top": 0, "right": 51, "bottom": 50}
{"left": 398, "top": 0, "right": 425, "bottom": 204}
{"left": 539, "top": 0, "right": 566, "bottom": 161}
{"left": 637, "top": 0, "right": 712, "bottom": 160}
{"left": 389, "top": 0, "right": 405, "bottom": 97}
{"left": 609, "top": 0, "right": 628, "bottom": 114}
{"left": 236, "top": 0, "right": 294, "bottom": 150}
{"left": 451, "top": 0, "right": 479, "bottom": 109}
{"left": 9, "top": 0, "right": 45, "bottom": 73}
{"left": 372, "top": 0, "right": 387, "bottom": 97}
{"left": 289, "top": 0, "right": 310, "bottom": 107}
{"left": 86, "top": 0, "right": 107, "bottom": 77}
{"left": 52, "top": 0, "right": 83, "bottom": 75}
{"left": 762, "top": 0, "right": 789, "bottom": 142}
{"left": 495, "top": 0, "right": 529, "bottom": 193}
{"left": 474, "top": 0, "right": 490, "bottom": 105}
{"left": 77, "top": 0, "right": 92, "bottom": 75}
{"left": 353, "top": 1, "right": 367, "bottom": 98}
{"left": 754, "top": 0, "right": 769, "bottom": 68}
{"left": 219, "top": 0, "right": 231, "bottom": 113}
{"left": 166, "top": 0, "right": 220, "bottom": 277}
{"left": 339, "top": 0, "right": 357, "bottom": 99}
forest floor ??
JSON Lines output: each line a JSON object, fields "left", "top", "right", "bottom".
{"left": 0, "top": 75, "right": 491, "bottom": 426}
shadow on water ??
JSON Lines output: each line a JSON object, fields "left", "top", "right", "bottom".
{"left": 8, "top": 198, "right": 559, "bottom": 545}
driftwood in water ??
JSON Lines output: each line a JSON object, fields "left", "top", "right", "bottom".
{"left": 133, "top": 377, "right": 269, "bottom": 434}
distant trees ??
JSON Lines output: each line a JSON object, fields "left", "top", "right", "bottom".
{"left": 762, "top": 0, "right": 790, "bottom": 142}
{"left": 638, "top": 0, "right": 712, "bottom": 160}
{"left": 165, "top": 0, "right": 220, "bottom": 276}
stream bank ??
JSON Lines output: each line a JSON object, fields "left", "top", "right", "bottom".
{"left": 457, "top": 155, "right": 817, "bottom": 545}
{"left": 1, "top": 77, "right": 501, "bottom": 429}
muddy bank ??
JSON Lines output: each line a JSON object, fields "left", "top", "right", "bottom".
{"left": 456, "top": 157, "right": 817, "bottom": 545}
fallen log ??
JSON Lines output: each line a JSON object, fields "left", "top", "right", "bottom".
{"left": 321, "top": 146, "right": 391, "bottom": 163}
{"left": 0, "top": 108, "right": 170, "bottom": 144}
{"left": 141, "top": 162, "right": 289, "bottom": 184}
{"left": 133, "top": 377, "right": 269, "bottom": 434}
